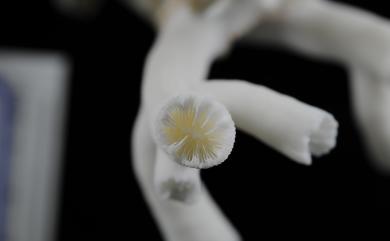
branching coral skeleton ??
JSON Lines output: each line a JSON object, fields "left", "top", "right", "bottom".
{"left": 55, "top": 0, "right": 390, "bottom": 239}
{"left": 133, "top": 0, "right": 339, "bottom": 240}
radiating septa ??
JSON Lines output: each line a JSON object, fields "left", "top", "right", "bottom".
{"left": 154, "top": 94, "right": 236, "bottom": 169}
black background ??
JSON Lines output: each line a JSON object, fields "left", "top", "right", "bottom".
{"left": 0, "top": 0, "right": 389, "bottom": 240}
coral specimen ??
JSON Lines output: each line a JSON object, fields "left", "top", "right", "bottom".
{"left": 55, "top": 0, "right": 390, "bottom": 239}
{"left": 131, "top": 0, "right": 339, "bottom": 240}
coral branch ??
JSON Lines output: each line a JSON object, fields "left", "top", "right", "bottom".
{"left": 249, "top": 0, "right": 390, "bottom": 73}
{"left": 194, "top": 80, "right": 338, "bottom": 165}
{"left": 141, "top": 3, "right": 230, "bottom": 204}
{"left": 142, "top": 0, "right": 265, "bottom": 204}
{"left": 350, "top": 67, "right": 390, "bottom": 173}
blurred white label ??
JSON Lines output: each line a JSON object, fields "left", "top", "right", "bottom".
{"left": 0, "top": 50, "right": 69, "bottom": 241}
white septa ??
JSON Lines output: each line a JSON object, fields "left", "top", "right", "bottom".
{"left": 154, "top": 94, "right": 236, "bottom": 169}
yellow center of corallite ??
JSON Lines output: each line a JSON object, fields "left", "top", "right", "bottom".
{"left": 163, "top": 105, "right": 221, "bottom": 163}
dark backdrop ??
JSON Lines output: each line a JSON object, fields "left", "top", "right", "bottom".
{"left": 0, "top": 0, "right": 388, "bottom": 240}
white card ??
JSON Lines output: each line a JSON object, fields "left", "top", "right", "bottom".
{"left": 0, "top": 50, "right": 69, "bottom": 241}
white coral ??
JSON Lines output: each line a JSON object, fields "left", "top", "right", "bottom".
{"left": 131, "top": 0, "right": 341, "bottom": 240}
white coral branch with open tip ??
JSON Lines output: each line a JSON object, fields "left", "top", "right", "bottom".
{"left": 193, "top": 80, "right": 338, "bottom": 165}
